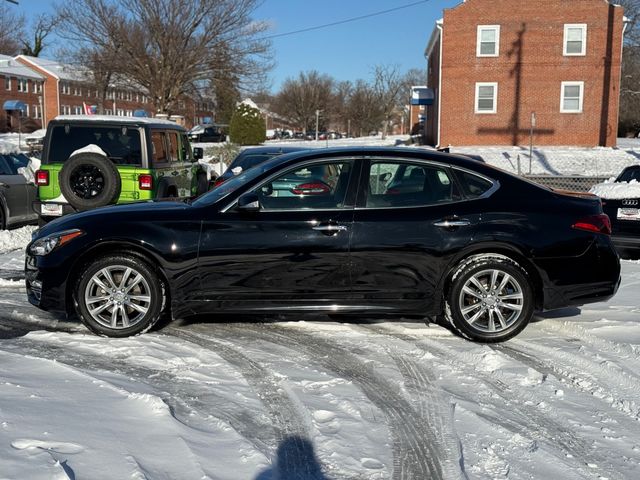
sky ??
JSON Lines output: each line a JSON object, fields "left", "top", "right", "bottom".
{"left": 8, "top": 0, "right": 461, "bottom": 92}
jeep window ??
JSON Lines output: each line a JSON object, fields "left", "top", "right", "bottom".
{"left": 48, "top": 125, "right": 143, "bottom": 165}
{"left": 180, "top": 134, "right": 192, "bottom": 162}
{"left": 150, "top": 131, "right": 168, "bottom": 165}
{"left": 167, "top": 131, "right": 180, "bottom": 162}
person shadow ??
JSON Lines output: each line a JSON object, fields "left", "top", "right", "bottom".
{"left": 254, "top": 436, "right": 329, "bottom": 480}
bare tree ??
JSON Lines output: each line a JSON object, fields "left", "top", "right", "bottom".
{"left": 273, "top": 71, "right": 334, "bottom": 132}
{"left": 0, "top": 5, "right": 24, "bottom": 55}
{"left": 21, "top": 14, "right": 60, "bottom": 57}
{"left": 56, "top": 0, "right": 272, "bottom": 115}
{"left": 346, "top": 79, "right": 383, "bottom": 137}
{"left": 372, "top": 64, "right": 405, "bottom": 139}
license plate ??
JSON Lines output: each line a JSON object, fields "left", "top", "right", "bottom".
{"left": 41, "top": 204, "right": 63, "bottom": 216}
{"left": 617, "top": 207, "right": 640, "bottom": 221}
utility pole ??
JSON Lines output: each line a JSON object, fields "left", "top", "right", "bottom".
{"left": 529, "top": 111, "right": 536, "bottom": 174}
{"left": 315, "top": 109, "right": 320, "bottom": 141}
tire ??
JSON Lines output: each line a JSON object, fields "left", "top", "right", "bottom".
{"left": 59, "top": 153, "right": 121, "bottom": 211}
{"left": 74, "top": 254, "right": 165, "bottom": 337}
{"left": 196, "top": 172, "right": 208, "bottom": 196}
{"left": 0, "top": 204, "right": 5, "bottom": 230}
{"left": 446, "top": 255, "right": 534, "bottom": 342}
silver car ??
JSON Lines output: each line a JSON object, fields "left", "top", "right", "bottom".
{"left": 0, "top": 153, "right": 38, "bottom": 229}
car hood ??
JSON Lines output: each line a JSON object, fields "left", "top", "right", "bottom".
{"left": 36, "top": 200, "right": 192, "bottom": 238}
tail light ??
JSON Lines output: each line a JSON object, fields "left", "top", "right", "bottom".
{"left": 213, "top": 177, "right": 225, "bottom": 188}
{"left": 35, "top": 169, "right": 49, "bottom": 186}
{"left": 572, "top": 214, "right": 612, "bottom": 235}
{"left": 292, "top": 182, "right": 330, "bottom": 195}
{"left": 138, "top": 174, "right": 153, "bottom": 190}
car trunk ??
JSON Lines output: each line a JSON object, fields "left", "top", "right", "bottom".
{"left": 602, "top": 198, "right": 640, "bottom": 236}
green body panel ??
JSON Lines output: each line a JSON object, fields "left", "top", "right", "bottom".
{"left": 38, "top": 164, "right": 156, "bottom": 203}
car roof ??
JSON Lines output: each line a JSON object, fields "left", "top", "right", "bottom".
{"left": 237, "top": 146, "right": 308, "bottom": 155}
{"left": 51, "top": 115, "right": 186, "bottom": 130}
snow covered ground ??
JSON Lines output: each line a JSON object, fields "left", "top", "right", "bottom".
{"left": 2, "top": 228, "right": 640, "bottom": 479}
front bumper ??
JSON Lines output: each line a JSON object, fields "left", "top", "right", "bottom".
{"left": 25, "top": 252, "right": 70, "bottom": 314}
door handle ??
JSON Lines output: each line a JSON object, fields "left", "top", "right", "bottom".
{"left": 312, "top": 224, "right": 348, "bottom": 234}
{"left": 434, "top": 218, "right": 471, "bottom": 228}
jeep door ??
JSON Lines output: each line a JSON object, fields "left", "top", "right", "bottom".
{"left": 166, "top": 130, "right": 192, "bottom": 198}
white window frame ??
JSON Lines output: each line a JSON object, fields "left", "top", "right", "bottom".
{"left": 563, "top": 24, "right": 587, "bottom": 56}
{"left": 17, "top": 77, "right": 28, "bottom": 93}
{"left": 475, "top": 82, "right": 498, "bottom": 114}
{"left": 5, "top": 76, "right": 10, "bottom": 91}
{"left": 477, "top": 25, "right": 500, "bottom": 57}
{"left": 560, "top": 81, "right": 584, "bottom": 113}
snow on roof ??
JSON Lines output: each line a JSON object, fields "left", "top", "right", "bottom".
{"left": 18, "top": 55, "right": 90, "bottom": 82}
{"left": 0, "top": 54, "right": 45, "bottom": 80}
{"left": 52, "top": 114, "right": 185, "bottom": 127}
{"left": 590, "top": 180, "right": 640, "bottom": 199}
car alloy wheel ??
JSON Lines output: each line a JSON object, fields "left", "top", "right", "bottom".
{"left": 458, "top": 269, "right": 524, "bottom": 333}
{"left": 75, "top": 255, "right": 163, "bottom": 337}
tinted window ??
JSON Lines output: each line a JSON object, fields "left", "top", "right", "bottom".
{"left": 0, "top": 156, "right": 12, "bottom": 175}
{"left": 257, "top": 162, "right": 352, "bottom": 211}
{"left": 48, "top": 125, "right": 142, "bottom": 165}
{"left": 618, "top": 167, "right": 640, "bottom": 183}
{"left": 366, "top": 161, "right": 457, "bottom": 208}
{"left": 167, "top": 131, "right": 180, "bottom": 162}
{"left": 455, "top": 170, "right": 493, "bottom": 198}
{"left": 151, "top": 131, "right": 168, "bottom": 164}
{"left": 3, "top": 153, "right": 30, "bottom": 174}
{"left": 180, "top": 134, "right": 192, "bottom": 161}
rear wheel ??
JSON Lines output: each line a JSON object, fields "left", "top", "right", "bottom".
{"left": 59, "top": 153, "right": 121, "bottom": 210}
{"left": 74, "top": 255, "right": 164, "bottom": 337}
{"left": 446, "top": 255, "right": 533, "bottom": 342}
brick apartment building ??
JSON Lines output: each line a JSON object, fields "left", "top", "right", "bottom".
{"left": 424, "top": 0, "right": 626, "bottom": 147}
{"left": 0, "top": 54, "right": 215, "bottom": 132}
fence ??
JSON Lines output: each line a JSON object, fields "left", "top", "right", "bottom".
{"left": 522, "top": 175, "right": 609, "bottom": 192}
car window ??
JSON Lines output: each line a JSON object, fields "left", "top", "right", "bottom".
{"left": 455, "top": 170, "right": 494, "bottom": 198}
{"left": 233, "top": 154, "right": 274, "bottom": 171}
{"left": 167, "top": 131, "right": 180, "bottom": 162}
{"left": 256, "top": 161, "right": 352, "bottom": 211}
{"left": 618, "top": 168, "right": 640, "bottom": 183}
{"left": 150, "top": 131, "right": 168, "bottom": 164}
{"left": 0, "top": 155, "right": 13, "bottom": 175}
{"left": 48, "top": 125, "right": 142, "bottom": 165}
{"left": 4, "top": 153, "right": 30, "bottom": 174}
{"left": 365, "top": 161, "right": 458, "bottom": 208}
{"left": 180, "top": 134, "right": 192, "bottom": 161}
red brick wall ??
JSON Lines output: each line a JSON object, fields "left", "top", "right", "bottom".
{"left": 436, "top": 0, "right": 624, "bottom": 147}
{"left": 0, "top": 75, "right": 44, "bottom": 131}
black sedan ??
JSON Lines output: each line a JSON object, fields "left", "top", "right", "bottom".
{"left": 25, "top": 147, "right": 620, "bottom": 342}
{"left": 599, "top": 165, "right": 640, "bottom": 255}
{"left": 1, "top": 153, "right": 38, "bottom": 229}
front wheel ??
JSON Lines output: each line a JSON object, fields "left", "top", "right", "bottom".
{"left": 446, "top": 256, "right": 534, "bottom": 342}
{"left": 74, "top": 255, "right": 164, "bottom": 337}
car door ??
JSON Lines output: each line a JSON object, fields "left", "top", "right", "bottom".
{"left": 0, "top": 155, "right": 30, "bottom": 223}
{"left": 196, "top": 158, "right": 360, "bottom": 310}
{"left": 349, "top": 157, "right": 485, "bottom": 311}
{"left": 166, "top": 130, "right": 191, "bottom": 198}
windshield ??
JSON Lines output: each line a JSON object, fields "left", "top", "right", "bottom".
{"left": 617, "top": 167, "right": 640, "bottom": 183}
{"left": 193, "top": 162, "right": 269, "bottom": 206}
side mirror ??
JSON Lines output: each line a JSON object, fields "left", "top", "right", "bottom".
{"left": 193, "top": 147, "right": 204, "bottom": 160}
{"left": 379, "top": 172, "right": 391, "bottom": 182}
{"left": 237, "top": 192, "right": 260, "bottom": 212}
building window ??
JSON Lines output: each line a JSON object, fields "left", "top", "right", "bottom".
{"left": 24, "top": 104, "right": 29, "bottom": 117}
{"left": 105, "top": 109, "right": 113, "bottom": 115}
{"left": 4, "top": 76, "right": 10, "bottom": 90}
{"left": 62, "top": 105, "right": 71, "bottom": 115}
{"left": 33, "top": 105, "right": 42, "bottom": 119}
{"left": 560, "top": 81, "right": 584, "bottom": 113}
{"left": 475, "top": 82, "right": 498, "bottom": 113}
{"left": 73, "top": 86, "right": 81, "bottom": 96}
{"left": 74, "top": 105, "right": 83, "bottom": 115}
{"left": 477, "top": 25, "right": 500, "bottom": 57}
{"left": 17, "top": 77, "right": 28, "bottom": 93}
{"left": 564, "top": 24, "right": 587, "bottom": 56}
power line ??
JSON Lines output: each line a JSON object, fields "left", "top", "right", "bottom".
{"left": 262, "top": 0, "right": 430, "bottom": 40}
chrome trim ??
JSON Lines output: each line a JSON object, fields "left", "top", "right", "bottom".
{"left": 434, "top": 219, "right": 471, "bottom": 228}
{"left": 621, "top": 199, "right": 639, "bottom": 206}
{"left": 312, "top": 224, "right": 348, "bottom": 232}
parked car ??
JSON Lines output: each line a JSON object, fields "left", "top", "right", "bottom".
{"left": 593, "top": 165, "right": 640, "bottom": 255}
{"left": 0, "top": 152, "right": 38, "bottom": 229}
{"left": 214, "top": 146, "right": 307, "bottom": 187}
{"left": 188, "top": 124, "right": 226, "bottom": 143}
{"left": 26, "top": 147, "right": 620, "bottom": 341}
{"left": 24, "top": 129, "right": 46, "bottom": 156}
{"left": 34, "top": 115, "right": 207, "bottom": 224}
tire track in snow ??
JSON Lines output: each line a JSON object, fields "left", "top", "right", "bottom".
{"left": 357, "top": 323, "right": 628, "bottom": 480}
{"left": 211, "top": 322, "right": 446, "bottom": 480}
{"left": 167, "top": 328, "right": 327, "bottom": 480}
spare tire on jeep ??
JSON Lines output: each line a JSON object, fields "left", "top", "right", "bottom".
{"left": 59, "top": 153, "right": 122, "bottom": 210}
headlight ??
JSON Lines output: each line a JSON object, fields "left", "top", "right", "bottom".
{"left": 29, "top": 229, "right": 84, "bottom": 256}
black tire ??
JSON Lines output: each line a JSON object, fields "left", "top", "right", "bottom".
{"left": 59, "top": 153, "right": 121, "bottom": 210}
{"left": 446, "top": 255, "right": 534, "bottom": 342}
{"left": 196, "top": 172, "right": 208, "bottom": 196}
{"left": 74, "top": 254, "right": 165, "bottom": 337}
{"left": 0, "top": 203, "right": 5, "bottom": 230}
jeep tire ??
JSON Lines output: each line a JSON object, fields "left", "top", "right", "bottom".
{"left": 59, "top": 153, "right": 121, "bottom": 210}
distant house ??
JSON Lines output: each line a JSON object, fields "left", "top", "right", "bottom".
{"left": 424, "top": 0, "right": 626, "bottom": 147}
{"left": 0, "top": 54, "right": 45, "bottom": 132}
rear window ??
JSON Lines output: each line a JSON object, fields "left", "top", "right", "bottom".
{"left": 47, "top": 125, "right": 143, "bottom": 165}
{"left": 455, "top": 169, "right": 494, "bottom": 198}
{"left": 233, "top": 153, "right": 275, "bottom": 171}
{"left": 617, "top": 168, "right": 640, "bottom": 183}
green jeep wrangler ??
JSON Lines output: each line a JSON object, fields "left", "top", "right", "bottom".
{"left": 34, "top": 116, "right": 208, "bottom": 223}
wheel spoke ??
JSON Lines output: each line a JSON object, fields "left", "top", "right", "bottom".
{"left": 490, "top": 270, "right": 499, "bottom": 291}
{"left": 110, "top": 305, "right": 119, "bottom": 327}
{"left": 124, "top": 274, "right": 143, "bottom": 294}
{"left": 469, "top": 276, "right": 488, "bottom": 295}
{"left": 86, "top": 295, "right": 110, "bottom": 305}
{"left": 121, "top": 306, "right": 130, "bottom": 327}
{"left": 126, "top": 301, "right": 148, "bottom": 315}
{"left": 91, "top": 276, "right": 110, "bottom": 293}
{"left": 487, "top": 309, "right": 496, "bottom": 331}
{"left": 462, "top": 286, "right": 483, "bottom": 299}
{"left": 501, "top": 302, "right": 523, "bottom": 312}
{"left": 119, "top": 268, "right": 132, "bottom": 290}
{"left": 461, "top": 303, "right": 482, "bottom": 316}
{"left": 495, "top": 308, "right": 508, "bottom": 329}
{"left": 90, "top": 302, "right": 112, "bottom": 316}
{"left": 101, "top": 268, "right": 118, "bottom": 290}
{"left": 467, "top": 308, "right": 485, "bottom": 325}
{"left": 500, "top": 293, "right": 523, "bottom": 301}
{"left": 497, "top": 273, "right": 512, "bottom": 294}
{"left": 128, "top": 294, "right": 150, "bottom": 303}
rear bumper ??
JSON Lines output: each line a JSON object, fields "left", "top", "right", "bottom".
{"left": 611, "top": 234, "right": 640, "bottom": 252}
{"left": 33, "top": 201, "right": 78, "bottom": 221}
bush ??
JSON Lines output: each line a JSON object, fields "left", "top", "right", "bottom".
{"left": 229, "top": 103, "right": 266, "bottom": 145}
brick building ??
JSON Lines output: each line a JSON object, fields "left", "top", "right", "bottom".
{"left": 424, "top": 0, "right": 626, "bottom": 147}
{"left": 0, "top": 54, "right": 45, "bottom": 132}
{"left": 0, "top": 54, "right": 215, "bottom": 132}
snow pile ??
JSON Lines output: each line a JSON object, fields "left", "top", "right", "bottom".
{"left": 19, "top": 156, "right": 41, "bottom": 184}
{"left": 0, "top": 133, "right": 22, "bottom": 153}
{"left": 0, "top": 226, "right": 35, "bottom": 254}
{"left": 70, "top": 144, "right": 108, "bottom": 158}
{"left": 198, "top": 159, "right": 225, "bottom": 180}
{"left": 590, "top": 179, "right": 640, "bottom": 199}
